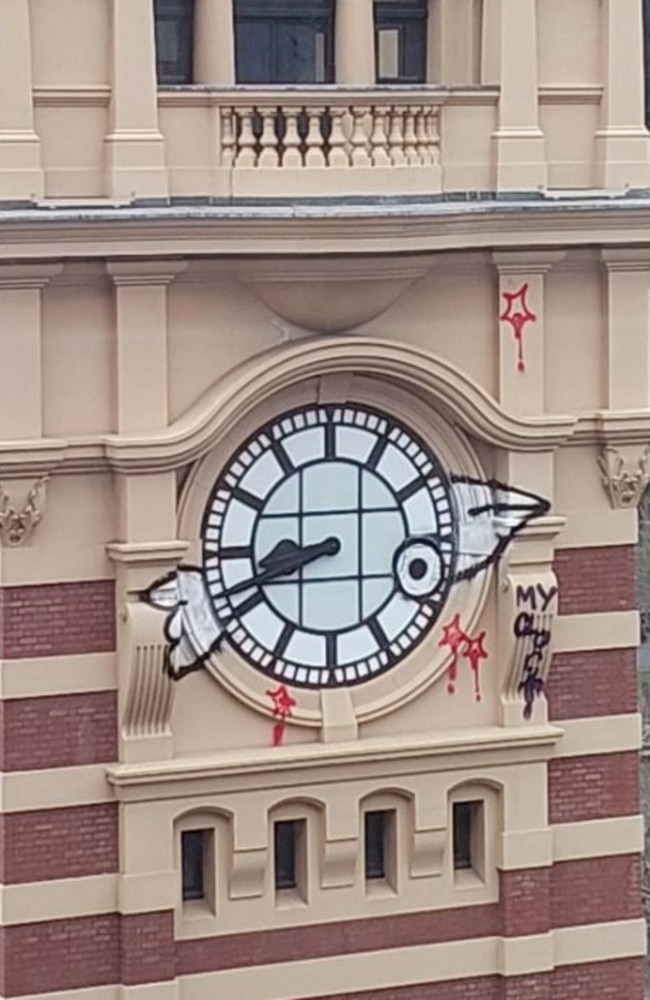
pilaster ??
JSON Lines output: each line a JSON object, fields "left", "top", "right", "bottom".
{"left": 492, "top": 0, "right": 547, "bottom": 192}
{"left": 429, "top": 0, "right": 481, "bottom": 85}
{"left": 335, "top": 0, "right": 375, "bottom": 85}
{"left": 594, "top": 0, "right": 650, "bottom": 191}
{"left": 493, "top": 251, "right": 565, "bottom": 417}
{"left": 107, "top": 260, "right": 186, "bottom": 435}
{"left": 0, "top": 0, "right": 44, "bottom": 200}
{"left": 0, "top": 264, "right": 62, "bottom": 440}
{"left": 105, "top": 0, "right": 168, "bottom": 200}
{"left": 194, "top": 0, "right": 235, "bottom": 84}
{"left": 601, "top": 249, "right": 650, "bottom": 411}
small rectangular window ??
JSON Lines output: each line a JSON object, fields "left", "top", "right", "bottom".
{"left": 274, "top": 820, "right": 304, "bottom": 891}
{"left": 374, "top": 0, "right": 427, "bottom": 84}
{"left": 453, "top": 800, "right": 483, "bottom": 872}
{"left": 154, "top": 0, "right": 195, "bottom": 85}
{"left": 364, "top": 810, "right": 389, "bottom": 880}
{"left": 181, "top": 829, "right": 208, "bottom": 900}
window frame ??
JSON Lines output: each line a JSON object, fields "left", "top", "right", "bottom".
{"left": 234, "top": 0, "right": 335, "bottom": 85}
{"left": 374, "top": 0, "right": 428, "bottom": 85}
{"left": 154, "top": 0, "right": 195, "bottom": 85}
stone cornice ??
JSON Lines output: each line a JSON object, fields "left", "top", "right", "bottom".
{"left": 0, "top": 338, "right": 580, "bottom": 477}
{"left": 106, "top": 723, "right": 563, "bottom": 802}
{"left": 1, "top": 198, "right": 650, "bottom": 261}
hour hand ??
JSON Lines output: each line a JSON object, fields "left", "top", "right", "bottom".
{"left": 226, "top": 536, "right": 340, "bottom": 596}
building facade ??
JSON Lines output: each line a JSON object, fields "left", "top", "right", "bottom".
{"left": 1, "top": 2, "right": 650, "bottom": 999}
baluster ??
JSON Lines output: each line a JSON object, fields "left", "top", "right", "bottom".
{"left": 236, "top": 106, "right": 257, "bottom": 167}
{"left": 350, "top": 107, "right": 371, "bottom": 167}
{"left": 414, "top": 106, "right": 431, "bottom": 165}
{"left": 426, "top": 106, "right": 441, "bottom": 165}
{"left": 282, "top": 106, "right": 303, "bottom": 167}
{"left": 257, "top": 107, "right": 280, "bottom": 167}
{"left": 369, "top": 106, "right": 390, "bottom": 167}
{"left": 327, "top": 107, "right": 350, "bottom": 166}
{"left": 304, "top": 107, "right": 327, "bottom": 167}
{"left": 221, "top": 108, "right": 236, "bottom": 168}
{"left": 388, "top": 107, "right": 406, "bottom": 166}
{"left": 403, "top": 106, "right": 419, "bottom": 165}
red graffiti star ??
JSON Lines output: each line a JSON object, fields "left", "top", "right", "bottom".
{"left": 266, "top": 684, "right": 296, "bottom": 719}
{"left": 500, "top": 283, "right": 536, "bottom": 373}
{"left": 439, "top": 613, "right": 467, "bottom": 695}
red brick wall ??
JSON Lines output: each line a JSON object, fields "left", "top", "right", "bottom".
{"left": 0, "top": 804, "right": 118, "bottom": 884}
{"left": 120, "top": 911, "right": 176, "bottom": 986}
{"left": 0, "top": 915, "right": 120, "bottom": 997}
{"left": 0, "top": 691, "right": 117, "bottom": 771}
{"left": 0, "top": 580, "right": 115, "bottom": 659}
{"left": 551, "top": 854, "right": 643, "bottom": 927}
{"left": 176, "top": 903, "right": 501, "bottom": 976}
{"left": 0, "top": 911, "right": 176, "bottom": 997}
{"left": 547, "top": 648, "right": 638, "bottom": 720}
{"left": 548, "top": 752, "right": 640, "bottom": 823}
{"left": 500, "top": 868, "right": 550, "bottom": 936}
{"left": 307, "top": 958, "right": 645, "bottom": 1000}
{"left": 554, "top": 545, "right": 636, "bottom": 615}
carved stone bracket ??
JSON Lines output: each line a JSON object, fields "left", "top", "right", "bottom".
{"left": 121, "top": 602, "right": 175, "bottom": 757}
{"left": 598, "top": 445, "right": 650, "bottom": 509}
{"left": 0, "top": 476, "right": 47, "bottom": 546}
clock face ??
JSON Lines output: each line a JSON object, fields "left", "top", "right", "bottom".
{"left": 202, "top": 405, "right": 457, "bottom": 687}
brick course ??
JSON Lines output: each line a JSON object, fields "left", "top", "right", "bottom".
{"left": 554, "top": 545, "right": 636, "bottom": 615}
{"left": 551, "top": 854, "right": 643, "bottom": 927}
{"left": 0, "top": 580, "right": 115, "bottom": 659}
{"left": 547, "top": 648, "right": 638, "bottom": 720}
{"left": 0, "top": 691, "right": 117, "bottom": 771}
{"left": 120, "top": 911, "right": 176, "bottom": 986}
{"left": 0, "top": 804, "right": 118, "bottom": 884}
{"left": 548, "top": 751, "right": 640, "bottom": 824}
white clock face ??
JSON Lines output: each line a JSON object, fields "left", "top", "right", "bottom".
{"left": 202, "top": 405, "right": 457, "bottom": 687}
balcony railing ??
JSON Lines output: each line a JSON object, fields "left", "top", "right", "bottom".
{"left": 159, "top": 86, "right": 459, "bottom": 198}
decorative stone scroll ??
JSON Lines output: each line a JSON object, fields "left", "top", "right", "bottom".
{"left": 0, "top": 476, "right": 47, "bottom": 547}
{"left": 598, "top": 445, "right": 650, "bottom": 509}
{"left": 501, "top": 571, "right": 558, "bottom": 723}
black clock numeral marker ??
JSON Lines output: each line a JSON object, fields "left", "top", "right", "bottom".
{"left": 326, "top": 633, "right": 336, "bottom": 668}
{"left": 367, "top": 437, "right": 387, "bottom": 471}
{"left": 396, "top": 478, "right": 424, "bottom": 503}
{"left": 324, "top": 420, "right": 336, "bottom": 459}
{"left": 367, "top": 614, "right": 390, "bottom": 649}
{"left": 272, "top": 440, "right": 294, "bottom": 476}
{"left": 220, "top": 545, "right": 253, "bottom": 560}
{"left": 233, "top": 590, "right": 265, "bottom": 618}
{"left": 273, "top": 622, "right": 294, "bottom": 659}
{"left": 232, "top": 487, "right": 265, "bottom": 512}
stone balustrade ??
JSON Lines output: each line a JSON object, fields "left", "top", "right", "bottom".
{"left": 213, "top": 89, "right": 444, "bottom": 196}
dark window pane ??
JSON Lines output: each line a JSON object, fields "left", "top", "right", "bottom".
{"left": 154, "top": 0, "right": 194, "bottom": 84}
{"left": 453, "top": 801, "right": 481, "bottom": 870}
{"left": 235, "top": 0, "right": 334, "bottom": 84}
{"left": 274, "top": 820, "right": 300, "bottom": 889}
{"left": 374, "top": 0, "right": 427, "bottom": 84}
{"left": 182, "top": 829, "right": 206, "bottom": 900}
{"left": 644, "top": 0, "right": 650, "bottom": 128}
{"left": 364, "top": 810, "right": 388, "bottom": 879}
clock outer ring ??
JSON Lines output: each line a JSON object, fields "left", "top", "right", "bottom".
{"left": 200, "top": 403, "right": 459, "bottom": 689}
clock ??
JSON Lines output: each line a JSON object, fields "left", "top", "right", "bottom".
{"left": 201, "top": 404, "right": 457, "bottom": 688}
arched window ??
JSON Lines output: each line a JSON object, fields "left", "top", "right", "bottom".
{"left": 374, "top": 0, "right": 428, "bottom": 84}
{"left": 234, "top": 0, "right": 335, "bottom": 84}
{"left": 154, "top": 0, "right": 195, "bottom": 84}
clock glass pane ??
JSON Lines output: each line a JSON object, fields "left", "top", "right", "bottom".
{"left": 202, "top": 405, "right": 457, "bottom": 687}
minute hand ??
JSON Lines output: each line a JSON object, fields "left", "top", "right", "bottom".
{"left": 225, "top": 537, "right": 340, "bottom": 596}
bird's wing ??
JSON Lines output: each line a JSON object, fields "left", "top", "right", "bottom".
{"left": 141, "top": 567, "right": 223, "bottom": 680}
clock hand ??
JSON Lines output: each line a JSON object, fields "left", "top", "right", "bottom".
{"left": 225, "top": 536, "right": 341, "bottom": 596}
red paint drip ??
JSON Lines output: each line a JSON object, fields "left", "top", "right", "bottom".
{"left": 500, "top": 284, "right": 536, "bottom": 374}
{"left": 439, "top": 616, "right": 489, "bottom": 702}
{"left": 266, "top": 684, "right": 296, "bottom": 747}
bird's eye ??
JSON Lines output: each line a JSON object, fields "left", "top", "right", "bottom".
{"left": 393, "top": 538, "right": 444, "bottom": 598}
